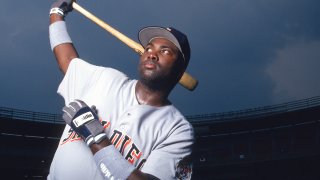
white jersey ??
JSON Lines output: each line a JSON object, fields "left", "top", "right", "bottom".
{"left": 48, "top": 58, "right": 194, "bottom": 180}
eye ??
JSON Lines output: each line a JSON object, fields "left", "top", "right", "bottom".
{"left": 145, "top": 47, "right": 152, "bottom": 53}
{"left": 161, "top": 49, "right": 171, "bottom": 55}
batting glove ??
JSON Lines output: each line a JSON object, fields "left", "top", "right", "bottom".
{"left": 62, "top": 99, "right": 107, "bottom": 147}
{"left": 50, "top": 0, "right": 74, "bottom": 17}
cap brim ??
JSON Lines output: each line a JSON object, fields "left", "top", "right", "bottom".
{"left": 138, "top": 27, "right": 182, "bottom": 53}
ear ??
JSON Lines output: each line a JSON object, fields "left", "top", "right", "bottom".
{"left": 176, "top": 60, "right": 187, "bottom": 82}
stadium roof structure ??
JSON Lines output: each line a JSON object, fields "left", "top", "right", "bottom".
{"left": 187, "top": 95, "right": 320, "bottom": 123}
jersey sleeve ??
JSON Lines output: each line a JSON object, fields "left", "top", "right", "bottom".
{"left": 141, "top": 121, "right": 194, "bottom": 180}
{"left": 57, "top": 58, "right": 128, "bottom": 105}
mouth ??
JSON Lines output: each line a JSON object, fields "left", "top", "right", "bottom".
{"left": 143, "top": 60, "right": 158, "bottom": 69}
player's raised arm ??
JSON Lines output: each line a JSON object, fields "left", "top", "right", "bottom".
{"left": 49, "top": 0, "right": 79, "bottom": 74}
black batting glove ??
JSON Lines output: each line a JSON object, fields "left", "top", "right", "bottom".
{"left": 62, "top": 99, "right": 107, "bottom": 147}
{"left": 50, "top": 0, "right": 75, "bottom": 17}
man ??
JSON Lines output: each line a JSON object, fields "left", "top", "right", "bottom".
{"left": 48, "top": 0, "right": 194, "bottom": 179}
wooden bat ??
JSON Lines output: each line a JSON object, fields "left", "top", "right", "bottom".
{"left": 72, "top": 2, "right": 198, "bottom": 91}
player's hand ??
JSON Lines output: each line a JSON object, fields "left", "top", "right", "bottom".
{"left": 50, "top": 0, "right": 75, "bottom": 17}
{"left": 62, "top": 99, "right": 107, "bottom": 146}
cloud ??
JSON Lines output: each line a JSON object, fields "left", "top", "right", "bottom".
{"left": 266, "top": 40, "right": 320, "bottom": 102}
{"left": 1, "top": 0, "right": 320, "bottom": 115}
{"left": 0, "top": 2, "right": 48, "bottom": 55}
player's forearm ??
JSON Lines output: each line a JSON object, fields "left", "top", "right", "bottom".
{"left": 49, "top": 14, "right": 79, "bottom": 74}
{"left": 91, "top": 139, "right": 153, "bottom": 180}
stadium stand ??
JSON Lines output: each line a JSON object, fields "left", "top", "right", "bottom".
{"left": 0, "top": 108, "right": 64, "bottom": 179}
{"left": 190, "top": 96, "right": 320, "bottom": 180}
{"left": 1, "top": 96, "right": 320, "bottom": 179}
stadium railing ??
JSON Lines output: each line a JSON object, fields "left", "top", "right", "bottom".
{"left": 1, "top": 95, "right": 320, "bottom": 125}
{"left": 0, "top": 107, "right": 63, "bottom": 124}
{"left": 187, "top": 95, "right": 320, "bottom": 123}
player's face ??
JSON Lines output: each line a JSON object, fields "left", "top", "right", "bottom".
{"left": 138, "top": 38, "right": 184, "bottom": 85}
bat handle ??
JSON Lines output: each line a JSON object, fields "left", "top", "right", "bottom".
{"left": 72, "top": 2, "right": 144, "bottom": 54}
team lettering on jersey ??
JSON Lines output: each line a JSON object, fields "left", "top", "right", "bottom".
{"left": 60, "top": 128, "right": 82, "bottom": 145}
{"left": 60, "top": 118, "right": 146, "bottom": 169}
{"left": 61, "top": 118, "right": 110, "bottom": 145}
{"left": 109, "top": 129, "right": 145, "bottom": 168}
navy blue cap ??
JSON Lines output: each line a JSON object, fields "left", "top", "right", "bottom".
{"left": 138, "top": 26, "right": 191, "bottom": 66}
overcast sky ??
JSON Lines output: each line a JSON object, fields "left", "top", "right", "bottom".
{"left": 0, "top": 0, "right": 319, "bottom": 116}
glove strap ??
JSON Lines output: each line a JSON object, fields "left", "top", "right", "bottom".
{"left": 86, "top": 136, "right": 95, "bottom": 147}
{"left": 50, "top": 7, "right": 65, "bottom": 17}
{"left": 85, "top": 133, "right": 108, "bottom": 147}
{"left": 94, "top": 133, "right": 108, "bottom": 144}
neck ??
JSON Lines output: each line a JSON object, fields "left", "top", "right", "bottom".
{"left": 135, "top": 81, "right": 171, "bottom": 107}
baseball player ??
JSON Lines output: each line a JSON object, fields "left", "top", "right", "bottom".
{"left": 47, "top": 0, "right": 194, "bottom": 179}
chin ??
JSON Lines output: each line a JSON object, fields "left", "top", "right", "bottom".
{"left": 139, "top": 68, "right": 157, "bottom": 80}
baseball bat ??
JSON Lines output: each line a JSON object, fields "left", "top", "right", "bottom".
{"left": 72, "top": 2, "right": 198, "bottom": 91}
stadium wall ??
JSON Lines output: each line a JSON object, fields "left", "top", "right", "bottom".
{"left": 1, "top": 96, "right": 320, "bottom": 179}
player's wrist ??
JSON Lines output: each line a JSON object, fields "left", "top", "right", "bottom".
{"left": 90, "top": 137, "right": 111, "bottom": 154}
{"left": 94, "top": 133, "right": 108, "bottom": 144}
{"left": 50, "top": 13, "right": 64, "bottom": 24}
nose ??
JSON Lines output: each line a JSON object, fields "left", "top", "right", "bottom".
{"left": 147, "top": 51, "right": 158, "bottom": 61}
